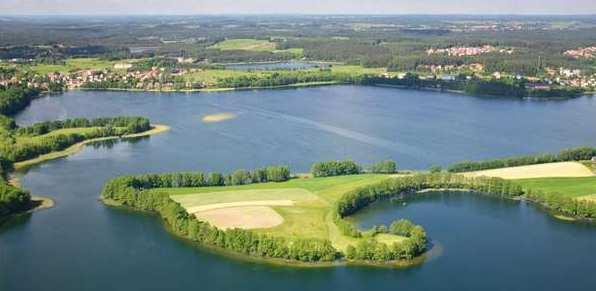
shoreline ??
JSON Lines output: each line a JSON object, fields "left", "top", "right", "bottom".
{"left": 75, "top": 81, "right": 343, "bottom": 93}
{"left": 72, "top": 82, "right": 589, "bottom": 100}
{"left": 0, "top": 196, "right": 55, "bottom": 226}
{"left": 13, "top": 124, "right": 170, "bottom": 171}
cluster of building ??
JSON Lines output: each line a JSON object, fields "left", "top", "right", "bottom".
{"left": 426, "top": 45, "right": 513, "bottom": 57}
{"left": 563, "top": 46, "right": 596, "bottom": 59}
{"left": 0, "top": 65, "right": 206, "bottom": 91}
{"left": 420, "top": 63, "right": 485, "bottom": 74}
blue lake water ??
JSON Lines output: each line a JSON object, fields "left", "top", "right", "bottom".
{"left": 1, "top": 85, "right": 595, "bottom": 291}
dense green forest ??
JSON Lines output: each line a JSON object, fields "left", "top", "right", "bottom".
{"left": 362, "top": 75, "right": 585, "bottom": 98}
{"left": 0, "top": 87, "right": 41, "bottom": 116}
{"left": 448, "top": 147, "right": 596, "bottom": 172}
{"left": 311, "top": 160, "right": 362, "bottom": 177}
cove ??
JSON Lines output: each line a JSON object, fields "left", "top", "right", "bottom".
{"left": 1, "top": 85, "right": 596, "bottom": 290}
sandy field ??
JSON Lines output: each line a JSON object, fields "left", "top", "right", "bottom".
{"left": 463, "top": 162, "right": 594, "bottom": 179}
{"left": 201, "top": 112, "right": 237, "bottom": 123}
{"left": 577, "top": 194, "right": 596, "bottom": 202}
{"left": 187, "top": 200, "right": 294, "bottom": 213}
{"left": 194, "top": 206, "right": 285, "bottom": 229}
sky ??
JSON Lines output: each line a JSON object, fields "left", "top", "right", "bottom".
{"left": 1, "top": 0, "right": 595, "bottom": 15}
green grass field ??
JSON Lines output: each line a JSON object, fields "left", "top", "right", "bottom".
{"left": 155, "top": 174, "right": 397, "bottom": 250}
{"left": 209, "top": 39, "right": 277, "bottom": 52}
{"left": 513, "top": 176, "right": 596, "bottom": 199}
{"left": 209, "top": 39, "right": 303, "bottom": 56}
{"left": 24, "top": 58, "right": 118, "bottom": 74}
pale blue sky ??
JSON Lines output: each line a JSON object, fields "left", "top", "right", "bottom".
{"left": 1, "top": 0, "right": 595, "bottom": 15}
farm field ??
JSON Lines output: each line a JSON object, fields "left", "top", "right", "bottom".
{"left": 208, "top": 39, "right": 303, "bottom": 56}
{"left": 513, "top": 176, "right": 596, "bottom": 200}
{"left": 160, "top": 174, "right": 405, "bottom": 250}
{"left": 463, "top": 161, "right": 594, "bottom": 179}
{"left": 24, "top": 58, "right": 119, "bottom": 74}
{"left": 209, "top": 39, "right": 277, "bottom": 51}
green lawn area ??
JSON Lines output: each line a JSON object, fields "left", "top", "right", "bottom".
{"left": 184, "top": 69, "right": 268, "bottom": 85}
{"left": 24, "top": 58, "right": 118, "bottom": 74}
{"left": 330, "top": 64, "right": 387, "bottom": 75}
{"left": 154, "top": 174, "right": 394, "bottom": 250}
{"left": 15, "top": 127, "right": 126, "bottom": 143}
{"left": 209, "top": 39, "right": 277, "bottom": 52}
{"left": 184, "top": 64, "right": 384, "bottom": 88}
{"left": 374, "top": 233, "right": 407, "bottom": 245}
{"left": 209, "top": 39, "right": 303, "bottom": 56}
{"left": 513, "top": 176, "right": 596, "bottom": 199}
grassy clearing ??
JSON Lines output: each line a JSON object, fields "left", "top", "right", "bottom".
{"left": 25, "top": 58, "right": 118, "bottom": 74}
{"left": 171, "top": 188, "right": 321, "bottom": 208}
{"left": 159, "top": 174, "right": 391, "bottom": 250}
{"left": 513, "top": 176, "right": 596, "bottom": 198}
{"left": 209, "top": 39, "right": 277, "bottom": 52}
{"left": 374, "top": 233, "right": 407, "bottom": 245}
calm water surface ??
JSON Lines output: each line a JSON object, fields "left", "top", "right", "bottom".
{"left": 1, "top": 86, "right": 595, "bottom": 290}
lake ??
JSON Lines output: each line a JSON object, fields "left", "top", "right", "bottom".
{"left": 1, "top": 86, "right": 595, "bottom": 290}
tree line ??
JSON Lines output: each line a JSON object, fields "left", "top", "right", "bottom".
{"left": 15, "top": 116, "right": 151, "bottom": 136}
{"left": 311, "top": 159, "right": 398, "bottom": 177}
{"left": 362, "top": 74, "right": 584, "bottom": 99}
{"left": 121, "top": 165, "right": 290, "bottom": 189}
{"left": 215, "top": 70, "right": 365, "bottom": 89}
{"left": 448, "top": 146, "right": 596, "bottom": 172}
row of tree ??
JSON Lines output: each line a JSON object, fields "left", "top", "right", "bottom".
{"left": 215, "top": 70, "right": 365, "bottom": 89}
{"left": 122, "top": 166, "right": 290, "bottom": 190}
{"left": 311, "top": 160, "right": 362, "bottom": 177}
{"left": 448, "top": 147, "right": 596, "bottom": 172}
{"left": 15, "top": 116, "right": 151, "bottom": 136}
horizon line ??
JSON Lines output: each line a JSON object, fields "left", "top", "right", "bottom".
{"left": 2, "top": 13, "right": 596, "bottom": 17}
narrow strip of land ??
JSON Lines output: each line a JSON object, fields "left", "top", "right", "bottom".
{"left": 13, "top": 124, "right": 170, "bottom": 170}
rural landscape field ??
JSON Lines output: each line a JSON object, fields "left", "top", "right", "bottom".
{"left": 1, "top": 1, "right": 596, "bottom": 291}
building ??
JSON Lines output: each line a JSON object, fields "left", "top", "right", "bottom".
{"left": 114, "top": 63, "right": 133, "bottom": 69}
